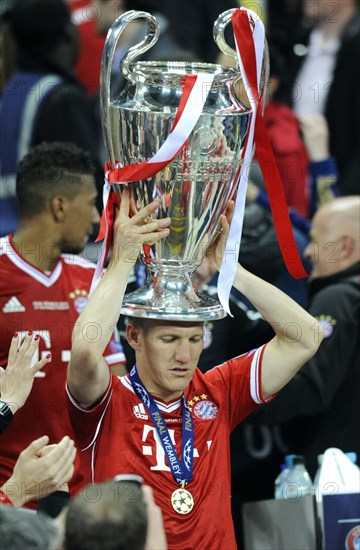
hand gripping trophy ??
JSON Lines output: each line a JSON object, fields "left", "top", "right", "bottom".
{"left": 96, "top": 8, "right": 305, "bottom": 321}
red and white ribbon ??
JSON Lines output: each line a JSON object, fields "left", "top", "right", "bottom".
{"left": 218, "top": 7, "right": 307, "bottom": 315}
{"left": 90, "top": 73, "right": 215, "bottom": 293}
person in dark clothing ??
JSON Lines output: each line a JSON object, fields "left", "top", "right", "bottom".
{"left": 254, "top": 195, "right": 360, "bottom": 477}
{"left": 0, "top": 0, "right": 102, "bottom": 236}
{"left": 229, "top": 195, "right": 360, "bottom": 518}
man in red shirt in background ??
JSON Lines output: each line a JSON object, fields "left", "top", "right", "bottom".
{"left": 0, "top": 142, "right": 126, "bottom": 505}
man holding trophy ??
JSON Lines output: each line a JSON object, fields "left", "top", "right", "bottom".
{"left": 66, "top": 7, "right": 324, "bottom": 549}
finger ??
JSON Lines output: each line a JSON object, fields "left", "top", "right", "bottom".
{"left": 18, "top": 335, "right": 41, "bottom": 371}
{"left": 7, "top": 333, "right": 19, "bottom": 367}
{"left": 134, "top": 217, "right": 171, "bottom": 234}
{"left": 118, "top": 186, "right": 131, "bottom": 216}
{"left": 48, "top": 438, "right": 76, "bottom": 484}
{"left": 22, "top": 334, "right": 41, "bottom": 363}
{"left": 36, "top": 443, "right": 57, "bottom": 458}
{"left": 42, "top": 439, "right": 73, "bottom": 480}
{"left": 220, "top": 217, "right": 229, "bottom": 243}
{"left": 47, "top": 436, "right": 75, "bottom": 465}
{"left": 54, "top": 447, "right": 77, "bottom": 484}
{"left": 31, "top": 353, "right": 51, "bottom": 375}
{"left": 225, "top": 200, "right": 235, "bottom": 224}
{"left": 131, "top": 199, "right": 161, "bottom": 223}
{"left": 141, "top": 227, "right": 170, "bottom": 245}
{"left": 20, "top": 435, "right": 49, "bottom": 459}
{"left": 17, "top": 332, "right": 35, "bottom": 363}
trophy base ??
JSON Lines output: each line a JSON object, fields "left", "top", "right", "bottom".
{"left": 121, "top": 273, "right": 226, "bottom": 322}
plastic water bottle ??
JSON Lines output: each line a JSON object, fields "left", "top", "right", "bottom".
{"left": 274, "top": 464, "right": 289, "bottom": 500}
{"left": 282, "top": 455, "right": 313, "bottom": 500}
{"left": 274, "top": 454, "right": 296, "bottom": 500}
{"left": 313, "top": 454, "right": 324, "bottom": 489}
{"left": 345, "top": 451, "right": 357, "bottom": 465}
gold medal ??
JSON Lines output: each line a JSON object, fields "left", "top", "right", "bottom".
{"left": 171, "top": 484, "right": 194, "bottom": 515}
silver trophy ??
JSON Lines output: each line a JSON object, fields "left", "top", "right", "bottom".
{"left": 100, "top": 9, "right": 268, "bottom": 321}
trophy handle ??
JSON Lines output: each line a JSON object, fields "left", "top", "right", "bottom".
{"left": 100, "top": 10, "right": 159, "bottom": 162}
{"left": 213, "top": 8, "right": 269, "bottom": 105}
{"left": 119, "top": 11, "right": 160, "bottom": 82}
{"left": 213, "top": 8, "right": 239, "bottom": 64}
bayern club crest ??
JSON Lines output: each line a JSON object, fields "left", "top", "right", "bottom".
{"left": 193, "top": 400, "right": 218, "bottom": 420}
{"left": 69, "top": 289, "right": 89, "bottom": 314}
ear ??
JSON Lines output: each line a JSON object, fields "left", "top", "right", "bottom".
{"left": 126, "top": 323, "right": 142, "bottom": 351}
{"left": 340, "top": 235, "right": 354, "bottom": 259}
{"left": 50, "top": 196, "right": 69, "bottom": 222}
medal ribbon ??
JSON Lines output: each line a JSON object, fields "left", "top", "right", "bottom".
{"left": 90, "top": 73, "right": 214, "bottom": 293}
{"left": 130, "top": 365, "right": 194, "bottom": 486}
{"left": 218, "top": 8, "right": 307, "bottom": 314}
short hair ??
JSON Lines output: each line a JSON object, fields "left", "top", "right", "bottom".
{"left": 65, "top": 480, "right": 148, "bottom": 550}
{"left": 16, "top": 141, "right": 95, "bottom": 219}
{"left": 0, "top": 506, "right": 60, "bottom": 550}
{"left": 126, "top": 317, "right": 155, "bottom": 335}
{"left": 126, "top": 317, "right": 205, "bottom": 335}
{"left": 7, "top": 0, "right": 71, "bottom": 52}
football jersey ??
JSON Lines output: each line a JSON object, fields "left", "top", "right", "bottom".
{"left": 67, "top": 345, "right": 268, "bottom": 550}
{"left": 0, "top": 235, "right": 125, "bottom": 497}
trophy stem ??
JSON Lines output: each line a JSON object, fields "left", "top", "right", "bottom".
{"left": 121, "top": 264, "right": 225, "bottom": 321}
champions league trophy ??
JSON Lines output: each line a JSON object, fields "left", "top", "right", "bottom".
{"left": 100, "top": 9, "right": 268, "bottom": 321}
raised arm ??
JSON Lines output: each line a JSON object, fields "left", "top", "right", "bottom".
{"left": 232, "top": 266, "right": 324, "bottom": 398}
{"left": 67, "top": 189, "right": 170, "bottom": 406}
{"left": 209, "top": 203, "right": 325, "bottom": 399}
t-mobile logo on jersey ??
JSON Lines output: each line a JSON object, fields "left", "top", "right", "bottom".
{"left": 142, "top": 425, "right": 205, "bottom": 471}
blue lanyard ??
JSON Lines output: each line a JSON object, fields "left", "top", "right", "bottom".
{"left": 129, "top": 365, "right": 194, "bottom": 485}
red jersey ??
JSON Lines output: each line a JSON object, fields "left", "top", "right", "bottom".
{"left": 67, "top": 345, "right": 269, "bottom": 550}
{"left": 0, "top": 235, "right": 125, "bottom": 497}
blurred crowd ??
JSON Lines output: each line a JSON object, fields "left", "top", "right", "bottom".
{"left": 0, "top": 1, "right": 359, "bottom": 549}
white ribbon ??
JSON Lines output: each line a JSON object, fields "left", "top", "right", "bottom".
{"left": 217, "top": 8, "right": 266, "bottom": 316}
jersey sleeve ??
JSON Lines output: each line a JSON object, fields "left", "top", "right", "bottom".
{"left": 66, "top": 374, "right": 116, "bottom": 451}
{"left": 206, "top": 344, "right": 272, "bottom": 431}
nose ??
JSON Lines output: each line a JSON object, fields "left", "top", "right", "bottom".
{"left": 175, "top": 341, "right": 191, "bottom": 364}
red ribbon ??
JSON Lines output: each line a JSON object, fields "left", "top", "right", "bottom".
{"left": 232, "top": 10, "right": 308, "bottom": 278}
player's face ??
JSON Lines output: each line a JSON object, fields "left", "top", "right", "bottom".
{"left": 128, "top": 321, "right": 204, "bottom": 402}
{"left": 60, "top": 177, "right": 100, "bottom": 254}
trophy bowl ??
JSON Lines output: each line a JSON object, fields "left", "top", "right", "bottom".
{"left": 100, "top": 9, "right": 267, "bottom": 320}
